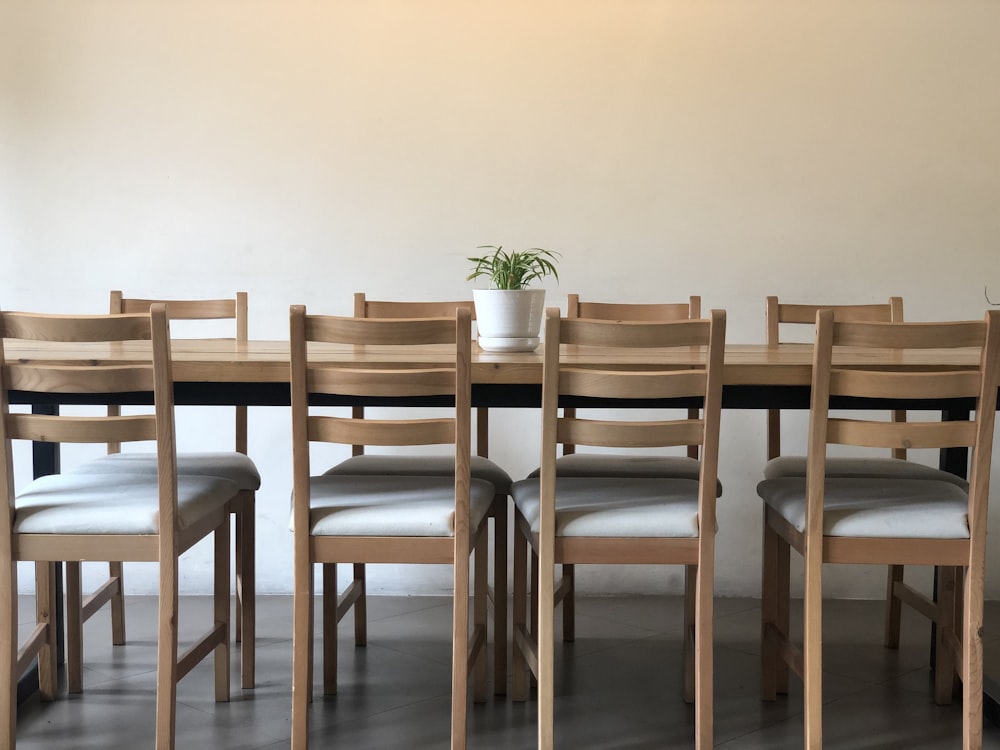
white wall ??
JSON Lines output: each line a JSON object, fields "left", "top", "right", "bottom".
{"left": 2, "top": 0, "right": 999, "bottom": 600}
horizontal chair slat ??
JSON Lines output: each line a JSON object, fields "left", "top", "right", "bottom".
{"left": 779, "top": 303, "right": 893, "bottom": 325}
{"left": 6, "top": 364, "right": 155, "bottom": 394}
{"left": 119, "top": 298, "right": 236, "bottom": 319}
{"left": 561, "top": 318, "right": 710, "bottom": 348}
{"left": 364, "top": 300, "right": 476, "bottom": 319}
{"left": 558, "top": 417, "right": 703, "bottom": 449}
{"left": 306, "top": 315, "right": 456, "bottom": 345}
{"left": 560, "top": 368, "right": 706, "bottom": 400}
{"left": 827, "top": 418, "right": 977, "bottom": 450}
{"left": 2, "top": 312, "right": 152, "bottom": 342}
{"left": 834, "top": 320, "right": 985, "bottom": 348}
{"left": 308, "top": 415, "right": 455, "bottom": 446}
{"left": 7, "top": 413, "right": 157, "bottom": 443}
{"left": 576, "top": 302, "right": 692, "bottom": 321}
{"left": 830, "top": 369, "right": 981, "bottom": 400}
{"left": 307, "top": 367, "right": 455, "bottom": 397}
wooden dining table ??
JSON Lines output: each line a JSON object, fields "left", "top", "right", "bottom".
{"left": 3, "top": 336, "right": 994, "bottom": 718}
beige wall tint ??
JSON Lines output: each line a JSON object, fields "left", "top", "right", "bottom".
{"left": 2, "top": 0, "right": 999, "bottom": 598}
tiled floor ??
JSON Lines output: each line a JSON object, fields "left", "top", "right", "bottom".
{"left": 14, "top": 593, "right": 1000, "bottom": 748}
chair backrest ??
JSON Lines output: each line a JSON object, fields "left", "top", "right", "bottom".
{"left": 109, "top": 291, "right": 248, "bottom": 455}
{"left": 804, "top": 309, "right": 1000, "bottom": 550}
{"left": 765, "top": 295, "right": 904, "bottom": 460}
{"left": 352, "top": 292, "right": 486, "bottom": 458}
{"left": 568, "top": 294, "right": 701, "bottom": 321}
{"left": 289, "top": 306, "right": 473, "bottom": 534}
{"left": 564, "top": 294, "right": 702, "bottom": 458}
{"left": 537, "top": 307, "right": 726, "bottom": 535}
{"left": 0, "top": 307, "right": 181, "bottom": 537}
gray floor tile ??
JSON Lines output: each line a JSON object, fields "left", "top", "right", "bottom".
{"left": 13, "top": 593, "right": 1000, "bottom": 747}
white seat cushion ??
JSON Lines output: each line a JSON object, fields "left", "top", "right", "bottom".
{"left": 73, "top": 451, "right": 261, "bottom": 492}
{"left": 756, "top": 477, "right": 970, "bottom": 539}
{"left": 526, "top": 453, "right": 722, "bottom": 497}
{"left": 510, "top": 476, "right": 702, "bottom": 538}
{"left": 763, "top": 455, "right": 968, "bottom": 490}
{"left": 324, "top": 454, "right": 512, "bottom": 495}
{"left": 14, "top": 473, "right": 239, "bottom": 535}
{"left": 301, "top": 475, "right": 496, "bottom": 537}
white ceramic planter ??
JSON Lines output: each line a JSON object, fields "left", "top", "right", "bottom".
{"left": 473, "top": 288, "right": 545, "bottom": 352}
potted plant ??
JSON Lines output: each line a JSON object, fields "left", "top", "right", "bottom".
{"left": 467, "top": 245, "right": 560, "bottom": 351}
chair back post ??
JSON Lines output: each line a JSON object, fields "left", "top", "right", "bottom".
{"left": 235, "top": 292, "right": 249, "bottom": 455}
{"left": 0, "top": 320, "right": 14, "bottom": 542}
{"left": 697, "top": 309, "right": 726, "bottom": 552}
{"left": 804, "top": 309, "right": 835, "bottom": 540}
{"left": 452, "top": 308, "right": 473, "bottom": 545}
{"left": 107, "top": 292, "right": 125, "bottom": 452}
{"left": 536, "top": 306, "right": 561, "bottom": 750}
{"left": 149, "top": 304, "right": 180, "bottom": 543}
{"left": 968, "top": 309, "right": 1000, "bottom": 555}
{"left": 288, "top": 305, "right": 312, "bottom": 540}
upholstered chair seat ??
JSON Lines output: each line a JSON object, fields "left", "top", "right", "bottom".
{"left": 763, "top": 455, "right": 967, "bottom": 489}
{"left": 325, "top": 454, "right": 511, "bottom": 495}
{"left": 757, "top": 477, "right": 970, "bottom": 539}
{"left": 512, "top": 476, "right": 701, "bottom": 538}
{"left": 302, "top": 475, "right": 496, "bottom": 537}
{"left": 73, "top": 451, "right": 261, "bottom": 492}
{"left": 15, "top": 473, "right": 239, "bottom": 535}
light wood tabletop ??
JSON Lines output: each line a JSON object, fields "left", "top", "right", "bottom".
{"left": 1, "top": 339, "right": 983, "bottom": 387}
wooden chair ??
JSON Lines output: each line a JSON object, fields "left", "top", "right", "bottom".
{"left": 764, "top": 295, "right": 967, "bottom": 655}
{"left": 510, "top": 307, "right": 726, "bottom": 749}
{"left": 318, "top": 293, "right": 511, "bottom": 695}
{"left": 757, "top": 309, "right": 1000, "bottom": 748}
{"left": 70, "top": 291, "right": 259, "bottom": 689}
{"left": 289, "top": 306, "right": 492, "bottom": 749}
{"left": 0, "top": 307, "right": 236, "bottom": 748}
{"left": 539, "top": 295, "right": 708, "bottom": 644}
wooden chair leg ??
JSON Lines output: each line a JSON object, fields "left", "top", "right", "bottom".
{"left": 760, "top": 516, "right": 778, "bottom": 701}
{"left": 962, "top": 562, "right": 984, "bottom": 749}
{"left": 65, "top": 560, "right": 84, "bottom": 694}
{"left": 802, "top": 542, "right": 823, "bottom": 749}
{"left": 236, "top": 494, "right": 256, "bottom": 689}
{"left": 694, "top": 558, "right": 714, "bottom": 750}
{"left": 34, "top": 562, "right": 58, "bottom": 702}
{"left": 530, "top": 549, "right": 539, "bottom": 689}
{"left": 492, "top": 496, "right": 508, "bottom": 696}
{"left": 109, "top": 560, "right": 126, "bottom": 645}
{"left": 451, "top": 533, "right": 471, "bottom": 750}
{"left": 214, "top": 523, "right": 231, "bottom": 703}
{"left": 884, "top": 564, "right": 904, "bottom": 649}
{"left": 323, "top": 563, "right": 337, "bottom": 696}
{"left": 155, "top": 552, "right": 179, "bottom": 750}
{"left": 537, "top": 543, "right": 555, "bottom": 750}
{"left": 683, "top": 564, "right": 696, "bottom": 704}
{"left": 353, "top": 563, "right": 367, "bottom": 647}
{"left": 562, "top": 564, "right": 575, "bottom": 643}
{"left": 291, "top": 548, "right": 314, "bottom": 750}
{"left": 474, "top": 527, "right": 489, "bottom": 703}
{"left": 934, "top": 566, "right": 958, "bottom": 704}
{"left": 776, "top": 534, "right": 791, "bottom": 695}
{"left": 530, "top": 549, "right": 538, "bottom": 637}
{"left": 511, "top": 522, "right": 529, "bottom": 702}
{"left": 0, "top": 559, "right": 17, "bottom": 750}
